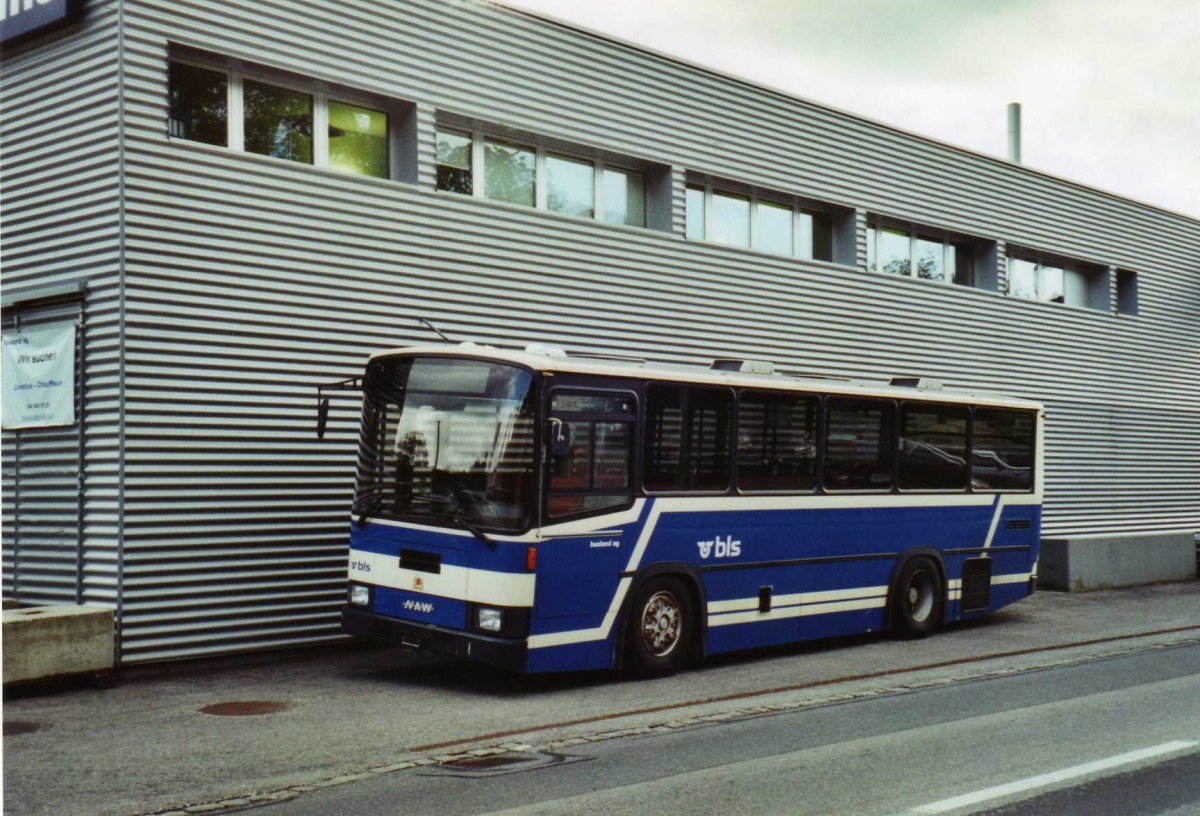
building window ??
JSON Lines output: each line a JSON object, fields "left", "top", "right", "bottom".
{"left": 711, "top": 191, "right": 751, "bottom": 247}
{"left": 435, "top": 128, "right": 473, "bottom": 194}
{"left": 1117, "top": 269, "right": 1138, "bottom": 315}
{"left": 1007, "top": 250, "right": 1108, "bottom": 310}
{"left": 546, "top": 153, "right": 594, "bottom": 217}
{"left": 168, "top": 62, "right": 227, "bottom": 146}
{"left": 686, "top": 181, "right": 836, "bottom": 261}
{"left": 168, "top": 58, "right": 399, "bottom": 180}
{"left": 866, "top": 221, "right": 974, "bottom": 286}
{"left": 602, "top": 167, "right": 645, "bottom": 227}
{"left": 483, "top": 139, "right": 536, "bottom": 207}
{"left": 328, "top": 101, "right": 389, "bottom": 179}
{"left": 436, "top": 124, "right": 653, "bottom": 230}
{"left": 685, "top": 186, "right": 705, "bottom": 240}
{"left": 243, "top": 79, "right": 313, "bottom": 164}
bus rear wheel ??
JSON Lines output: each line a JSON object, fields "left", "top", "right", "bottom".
{"left": 890, "top": 557, "right": 942, "bottom": 639}
{"left": 624, "top": 576, "right": 695, "bottom": 676}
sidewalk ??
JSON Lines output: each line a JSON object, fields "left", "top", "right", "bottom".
{"left": 3, "top": 582, "right": 1199, "bottom": 816}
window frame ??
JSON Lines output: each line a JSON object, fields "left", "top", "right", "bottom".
{"left": 1006, "top": 248, "right": 1108, "bottom": 311}
{"left": 685, "top": 179, "right": 833, "bottom": 261}
{"left": 865, "top": 217, "right": 975, "bottom": 287}
{"left": 436, "top": 123, "right": 650, "bottom": 229}
{"left": 167, "top": 54, "right": 400, "bottom": 181}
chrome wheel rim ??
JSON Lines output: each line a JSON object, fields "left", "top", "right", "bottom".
{"left": 641, "top": 590, "right": 682, "bottom": 657}
{"left": 906, "top": 570, "right": 935, "bottom": 623}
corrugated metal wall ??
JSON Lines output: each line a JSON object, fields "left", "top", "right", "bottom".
{"left": 1, "top": 1, "right": 124, "bottom": 615}
{"left": 4, "top": 0, "right": 1197, "bottom": 662}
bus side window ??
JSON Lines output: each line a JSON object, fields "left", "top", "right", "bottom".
{"left": 644, "top": 384, "right": 733, "bottom": 492}
{"left": 737, "top": 391, "right": 818, "bottom": 492}
{"left": 824, "top": 397, "right": 896, "bottom": 491}
{"left": 971, "top": 408, "right": 1035, "bottom": 491}
{"left": 547, "top": 391, "right": 636, "bottom": 519}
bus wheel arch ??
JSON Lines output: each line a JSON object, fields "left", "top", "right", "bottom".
{"left": 887, "top": 550, "right": 946, "bottom": 639}
{"left": 616, "top": 565, "right": 706, "bottom": 676}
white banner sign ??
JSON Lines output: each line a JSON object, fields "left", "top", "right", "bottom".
{"left": 2, "top": 323, "right": 77, "bottom": 430}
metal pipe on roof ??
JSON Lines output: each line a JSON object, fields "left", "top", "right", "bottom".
{"left": 1008, "top": 102, "right": 1022, "bottom": 163}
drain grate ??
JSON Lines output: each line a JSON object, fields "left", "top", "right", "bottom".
{"left": 4, "top": 721, "right": 41, "bottom": 737}
{"left": 424, "top": 750, "right": 587, "bottom": 778}
{"left": 446, "top": 753, "right": 539, "bottom": 770}
{"left": 199, "top": 701, "right": 290, "bottom": 717}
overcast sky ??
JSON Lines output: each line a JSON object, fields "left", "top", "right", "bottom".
{"left": 502, "top": 0, "right": 1200, "bottom": 219}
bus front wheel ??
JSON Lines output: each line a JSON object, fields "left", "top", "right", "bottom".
{"left": 890, "top": 557, "right": 943, "bottom": 639}
{"left": 624, "top": 576, "right": 695, "bottom": 676}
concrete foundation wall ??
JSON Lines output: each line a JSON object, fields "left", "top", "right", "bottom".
{"left": 1039, "top": 533, "right": 1198, "bottom": 592}
{"left": 2, "top": 605, "right": 115, "bottom": 684}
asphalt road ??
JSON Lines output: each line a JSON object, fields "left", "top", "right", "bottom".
{"left": 244, "top": 642, "right": 1200, "bottom": 816}
{"left": 3, "top": 582, "right": 1199, "bottom": 816}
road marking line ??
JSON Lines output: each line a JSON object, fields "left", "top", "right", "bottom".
{"left": 911, "top": 740, "right": 1199, "bottom": 813}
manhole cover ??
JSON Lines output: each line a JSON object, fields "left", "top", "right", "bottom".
{"left": 4, "top": 721, "right": 41, "bottom": 736}
{"left": 199, "top": 701, "right": 290, "bottom": 717}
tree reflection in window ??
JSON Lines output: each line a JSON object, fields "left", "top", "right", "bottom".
{"left": 243, "top": 79, "right": 313, "bottom": 164}
{"left": 484, "top": 139, "right": 535, "bottom": 207}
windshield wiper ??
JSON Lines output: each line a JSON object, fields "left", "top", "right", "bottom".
{"left": 410, "top": 491, "right": 496, "bottom": 549}
{"left": 353, "top": 489, "right": 388, "bottom": 528}
{"left": 447, "top": 486, "right": 497, "bottom": 550}
{"left": 450, "top": 510, "right": 496, "bottom": 550}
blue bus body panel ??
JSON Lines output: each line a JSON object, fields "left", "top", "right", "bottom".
{"left": 345, "top": 496, "right": 1040, "bottom": 673}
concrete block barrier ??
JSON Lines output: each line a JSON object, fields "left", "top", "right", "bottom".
{"left": 1039, "top": 532, "right": 1198, "bottom": 592}
{"left": 2, "top": 604, "right": 115, "bottom": 685}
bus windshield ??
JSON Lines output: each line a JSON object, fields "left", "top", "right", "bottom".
{"left": 354, "top": 356, "right": 536, "bottom": 532}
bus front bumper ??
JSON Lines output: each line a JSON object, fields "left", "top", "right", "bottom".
{"left": 341, "top": 606, "right": 528, "bottom": 672}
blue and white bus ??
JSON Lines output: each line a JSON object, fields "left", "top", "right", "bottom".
{"left": 335, "top": 342, "right": 1043, "bottom": 675}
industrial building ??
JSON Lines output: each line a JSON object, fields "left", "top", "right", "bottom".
{"left": 2, "top": 0, "right": 1197, "bottom": 664}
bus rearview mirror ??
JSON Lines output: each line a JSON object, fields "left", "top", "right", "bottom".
{"left": 316, "top": 398, "right": 330, "bottom": 440}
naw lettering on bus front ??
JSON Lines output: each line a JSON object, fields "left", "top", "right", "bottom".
{"left": 697, "top": 535, "right": 741, "bottom": 559}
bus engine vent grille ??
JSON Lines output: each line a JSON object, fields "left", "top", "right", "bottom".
{"left": 1005, "top": 518, "right": 1032, "bottom": 531}
{"left": 960, "top": 558, "right": 993, "bottom": 613}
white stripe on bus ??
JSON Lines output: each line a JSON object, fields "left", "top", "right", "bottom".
{"left": 708, "top": 596, "right": 887, "bottom": 627}
{"left": 707, "top": 585, "right": 888, "bottom": 615}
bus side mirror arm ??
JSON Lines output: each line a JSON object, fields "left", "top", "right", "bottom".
{"left": 316, "top": 377, "right": 363, "bottom": 439}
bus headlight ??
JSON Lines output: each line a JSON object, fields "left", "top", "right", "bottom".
{"left": 477, "top": 607, "right": 503, "bottom": 633}
{"left": 349, "top": 584, "right": 371, "bottom": 606}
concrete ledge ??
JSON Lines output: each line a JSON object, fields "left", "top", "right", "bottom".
{"left": 1040, "top": 532, "right": 1198, "bottom": 592}
{"left": 3, "top": 604, "right": 115, "bottom": 685}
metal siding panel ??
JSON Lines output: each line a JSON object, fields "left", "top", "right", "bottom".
{"left": 103, "top": 0, "right": 1200, "bottom": 661}
{"left": 1, "top": 1, "right": 123, "bottom": 611}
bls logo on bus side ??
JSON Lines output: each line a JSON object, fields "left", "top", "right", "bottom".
{"left": 697, "top": 535, "right": 741, "bottom": 559}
